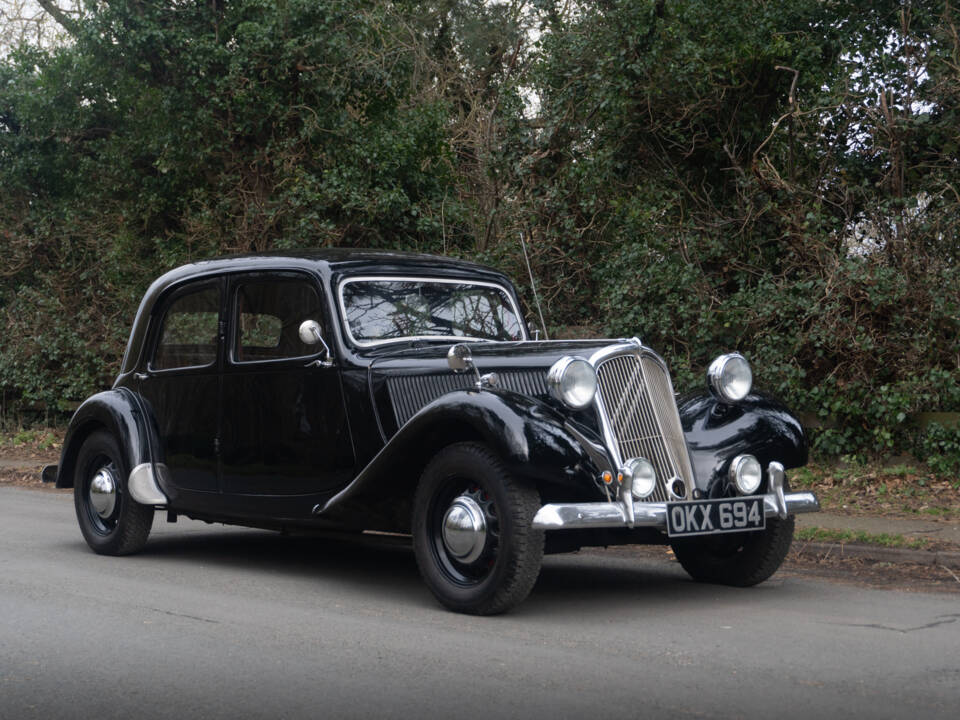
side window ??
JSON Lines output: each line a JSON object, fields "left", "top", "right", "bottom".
{"left": 233, "top": 278, "right": 325, "bottom": 363}
{"left": 152, "top": 286, "right": 221, "bottom": 371}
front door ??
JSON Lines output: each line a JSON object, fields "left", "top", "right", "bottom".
{"left": 219, "top": 272, "right": 355, "bottom": 499}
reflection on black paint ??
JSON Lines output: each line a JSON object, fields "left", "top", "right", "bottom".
{"left": 679, "top": 392, "right": 807, "bottom": 494}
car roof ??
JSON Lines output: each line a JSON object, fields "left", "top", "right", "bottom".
{"left": 149, "top": 249, "right": 506, "bottom": 288}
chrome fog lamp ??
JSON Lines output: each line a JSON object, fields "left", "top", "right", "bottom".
{"left": 729, "top": 454, "right": 763, "bottom": 495}
{"left": 707, "top": 353, "right": 752, "bottom": 402}
{"left": 625, "top": 458, "right": 657, "bottom": 500}
{"left": 546, "top": 356, "right": 597, "bottom": 410}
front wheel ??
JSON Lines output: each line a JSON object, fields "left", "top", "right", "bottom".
{"left": 412, "top": 442, "right": 544, "bottom": 615}
{"left": 670, "top": 516, "right": 795, "bottom": 587}
{"left": 74, "top": 430, "right": 153, "bottom": 555}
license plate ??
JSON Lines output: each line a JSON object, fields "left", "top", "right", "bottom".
{"left": 666, "top": 497, "right": 765, "bottom": 537}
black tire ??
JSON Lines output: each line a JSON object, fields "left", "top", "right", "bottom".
{"left": 412, "top": 442, "right": 544, "bottom": 615}
{"left": 74, "top": 430, "right": 153, "bottom": 555}
{"left": 670, "top": 516, "right": 795, "bottom": 587}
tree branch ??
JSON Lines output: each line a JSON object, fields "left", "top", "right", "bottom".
{"left": 36, "top": 1, "right": 79, "bottom": 37}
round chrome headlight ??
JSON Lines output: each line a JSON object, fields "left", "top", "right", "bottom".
{"left": 707, "top": 353, "right": 752, "bottom": 402}
{"left": 625, "top": 458, "right": 657, "bottom": 500}
{"left": 729, "top": 454, "right": 762, "bottom": 495}
{"left": 546, "top": 356, "right": 597, "bottom": 410}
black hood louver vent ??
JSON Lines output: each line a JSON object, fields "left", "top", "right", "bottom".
{"left": 387, "top": 371, "right": 549, "bottom": 426}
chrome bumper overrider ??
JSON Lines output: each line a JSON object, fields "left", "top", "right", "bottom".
{"left": 532, "top": 462, "right": 820, "bottom": 531}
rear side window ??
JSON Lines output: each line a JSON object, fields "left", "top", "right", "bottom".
{"left": 233, "top": 279, "right": 325, "bottom": 363}
{"left": 152, "top": 286, "right": 221, "bottom": 371}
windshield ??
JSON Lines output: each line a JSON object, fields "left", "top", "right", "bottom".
{"left": 339, "top": 277, "right": 526, "bottom": 346}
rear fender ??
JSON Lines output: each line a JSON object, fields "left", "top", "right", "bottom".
{"left": 319, "top": 389, "right": 601, "bottom": 524}
{"left": 55, "top": 389, "right": 157, "bottom": 489}
{"left": 679, "top": 391, "right": 807, "bottom": 496}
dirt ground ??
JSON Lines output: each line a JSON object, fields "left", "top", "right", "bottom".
{"left": 795, "top": 462, "right": 960, "bottom": 521}
{"left": 783, "top": 546, "right": 960, "bottom": 593}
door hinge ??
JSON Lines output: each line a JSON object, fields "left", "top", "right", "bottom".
{"left": 214, "top": 437, "right": 221, "bottom": 455}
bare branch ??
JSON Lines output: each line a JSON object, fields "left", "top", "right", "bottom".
{"left": 35, "top": 0, "right": 78, "bottom": 36}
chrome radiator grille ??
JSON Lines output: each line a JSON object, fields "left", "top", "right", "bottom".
{"left": 594, "top": 352, "right": 695, "bottom": 501}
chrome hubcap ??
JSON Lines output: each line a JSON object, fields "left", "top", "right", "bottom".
{"left": 441, "top": 494, "right": 487, "bottom": 564}
{"left": 89, "top": 468, "right": 117, "bottom": 519}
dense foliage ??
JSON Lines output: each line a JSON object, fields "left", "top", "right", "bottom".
{"left": 1, "top": 1, "right": 958, "bottom": 465}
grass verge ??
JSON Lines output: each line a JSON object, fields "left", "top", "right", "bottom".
{"left": 795, "top": 526, "right": 931, "bottom": 550}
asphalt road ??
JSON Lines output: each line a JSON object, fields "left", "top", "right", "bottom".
{"left": 2, "top": 487, "right": 958, "bottom": 720}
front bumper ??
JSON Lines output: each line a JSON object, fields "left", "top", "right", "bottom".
{"left": 532, "top": 461, "right": 820, "bottom": 531}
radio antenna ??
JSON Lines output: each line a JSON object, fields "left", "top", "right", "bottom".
{"left": 519, "top": 231, "right": 549, "bottom": 340}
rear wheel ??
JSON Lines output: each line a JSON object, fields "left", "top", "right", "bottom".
{"left": 74, "top": 430, "right": 153, "bottom": 555}
{"left": 670, "top": 516, "right": 795, "bottom": 586}
{"left": 412, "top": 442, "right": 544, "bottom": 615}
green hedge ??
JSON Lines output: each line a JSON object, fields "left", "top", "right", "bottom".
{"left": 1, "top": 1, "right": 957, "bottom": 468}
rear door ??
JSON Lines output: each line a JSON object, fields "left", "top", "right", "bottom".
{"left": 136, "top": 278, "right": 224, "bottom": 495}
{"left": 219, "top": 272, "right": 355, "bottom": 498}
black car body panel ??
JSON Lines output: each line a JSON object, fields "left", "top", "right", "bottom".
{"left": 679, "top": 392, "right": 808, "bottom": 497}
{"left": 56, "top": 388, "right": 157, "bottom": 489}
{"left": 319, "top": 387, "right": 602, "bottom": 528}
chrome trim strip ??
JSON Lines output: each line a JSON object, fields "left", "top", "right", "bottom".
{"left": 531, "top": 490, "right": 820, "bottom": 530}
{"left": 128, "top": 463, "right": 168, "bottom": 506}
{"left": 337, "top": 275, "right": 528, "bottom": 347}
{"left": 563, "top": 421, "right": 615, "bottom": 473}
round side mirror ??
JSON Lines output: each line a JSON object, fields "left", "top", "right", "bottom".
{"left": 447, "top": 343, "right": 475, "bottom": 373}
{"left": 299, "top": 319, "right": 324, "bottom": 345}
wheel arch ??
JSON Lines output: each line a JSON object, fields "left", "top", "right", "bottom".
{"left": 679, "top": 391, "right": 808, "bottom": 496}
{"left": 318, "top": 390, "right": 600, "bottom": 529}
{"left": 56, "top": 389, "right": 155, "bottom": 489}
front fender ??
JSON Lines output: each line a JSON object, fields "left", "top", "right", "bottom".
{"left": 320, "top": 389, "right": 601, "bottom": 523}
{"left": 55, "top": 389, "right": 157, "bottom": 489}
{"left": 679, "top": 391, "right": 808, "bottom": 496}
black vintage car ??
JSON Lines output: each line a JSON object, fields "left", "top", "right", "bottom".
{"left": 46, "top": 250, "right": 819, "bottom": 614}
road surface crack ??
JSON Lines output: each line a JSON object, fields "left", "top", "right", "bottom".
{"left": 150, "top": 607, "right": 220, "bottom": 624}
{"left": 832, "top": 614, "right": 959, "bottom": 634}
